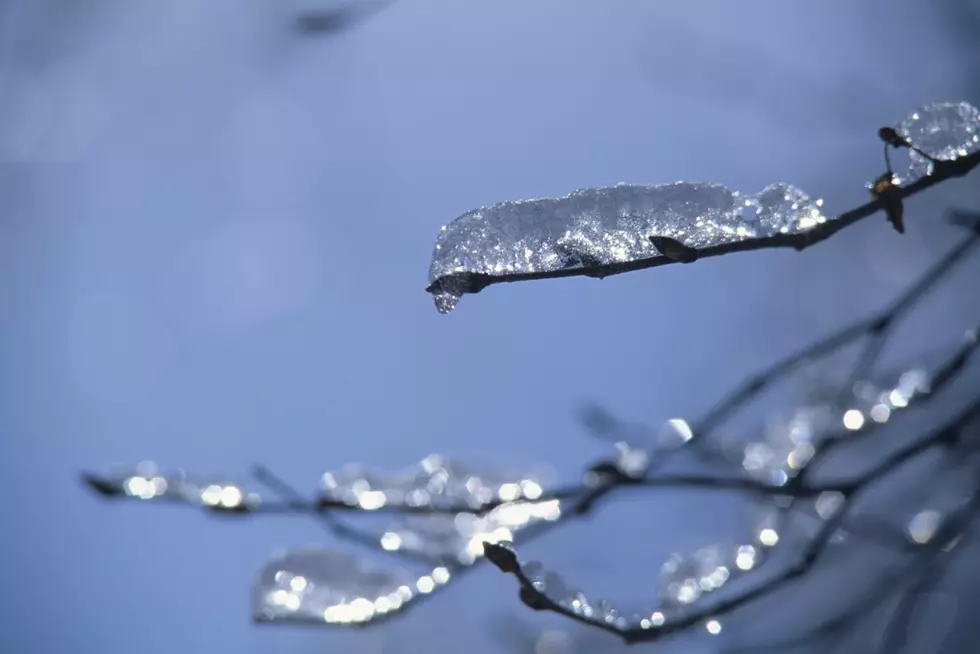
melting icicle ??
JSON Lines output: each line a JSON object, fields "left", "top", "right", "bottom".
{"left": 427, "top": 181, "right": 826, "bottom": 312}
{"left": 895, "top": 101, "right": 980, "bottom": 184}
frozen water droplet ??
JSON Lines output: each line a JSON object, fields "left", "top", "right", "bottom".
{"left": 426, "top": 275, "right": 472, "bottom": 314}
{"left": 896, "top": 102, "right": 980, "bottom": 184}
{"left": 433, "top": 292, "right": 460, "bottom": 313}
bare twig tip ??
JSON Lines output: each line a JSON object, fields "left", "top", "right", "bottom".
{"left": 483, "top": 541, "right": 519, "bottom": 573}
{"left": 878, "top": 126, "right": 910, "bottom": 149}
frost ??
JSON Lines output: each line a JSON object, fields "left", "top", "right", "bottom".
{"left": 427, "top": 181, "right": 826, "bottom": 312}
{"left": 895, "top": 101, "right": 980, "bottom": 184}
{"left": 252, "top": 548, "right": 447, "bottom": 624}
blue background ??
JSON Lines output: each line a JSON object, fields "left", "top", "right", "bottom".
{"left": 2, "top": 1, "right": 980, "bottom": 652}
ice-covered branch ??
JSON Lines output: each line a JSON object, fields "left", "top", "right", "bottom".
{"left": 704, "top": 221, "right": 978, "bottom": 435}
{"left": 426, "top": 101, "right": 980, "bottom": 313}
{"left": 484, "top": 398, "right": 980, "bottom": 645}
{"left": 83, "top": 306, "right": 977, "bottom": 522}
{"left": 82, "top": 213, "right": 980, "bottom": 640}
{"left": 80, "top": 95, "right": 980, "bottom": 646}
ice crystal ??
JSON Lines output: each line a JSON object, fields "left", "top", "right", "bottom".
{"left": 895, "top": 101, "right": 980, "bottom": 184}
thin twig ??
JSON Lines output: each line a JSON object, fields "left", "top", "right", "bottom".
{"left": 698, "top": 226, "right": 980, "bottom": 438}
{"left": 484, "top": 398, "right": 980, "bottom": 645}
{"left": 724, "top": 491, "right": 979, "bottom": 654}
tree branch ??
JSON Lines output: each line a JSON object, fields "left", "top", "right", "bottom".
{"left": 484, "top": 397, "right": 980, "bottom": 645}
{"left": 81, "top": 207, "right": 980, "bottom": 639}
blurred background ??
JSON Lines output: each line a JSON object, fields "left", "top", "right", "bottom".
{"left": 2, "top": 0, "right": 980, "bottom": 652}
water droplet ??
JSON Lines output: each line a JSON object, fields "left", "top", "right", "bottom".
{"left": 433, "top": 291, "right": 460, "bottom": 313}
